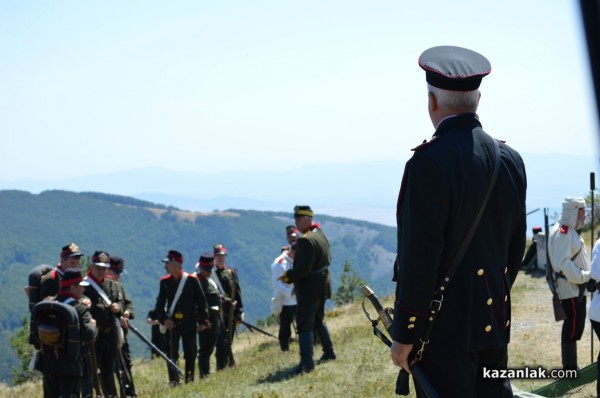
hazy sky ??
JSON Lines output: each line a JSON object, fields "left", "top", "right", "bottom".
{"left": 1, "top": 1, "right": 598, "bottom": 181}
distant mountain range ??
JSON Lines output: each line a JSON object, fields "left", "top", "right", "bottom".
{"left": 1, "top": 153, "right": 598, "bottom": 229}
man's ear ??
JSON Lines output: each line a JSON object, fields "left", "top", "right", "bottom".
{"left": 428, "top": 91, "right": 438, "bottom": 113}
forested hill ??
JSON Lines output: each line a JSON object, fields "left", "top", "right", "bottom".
{"left": 0, "top": 189, "right": 396, "bottom": 383}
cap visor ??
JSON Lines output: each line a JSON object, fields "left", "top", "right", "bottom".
{"left": 79, "top": 281, "right": 90, "bottom": 286}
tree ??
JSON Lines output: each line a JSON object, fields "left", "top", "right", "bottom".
{"left": 9, "top": 316, "right": 38, "bottom": 385}
{"left": 333, "top": 261, "right": 365, "bottom": 306}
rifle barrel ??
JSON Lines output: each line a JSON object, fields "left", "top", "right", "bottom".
{"left": 127, "top": 322, "right": 183, "bottom": 376}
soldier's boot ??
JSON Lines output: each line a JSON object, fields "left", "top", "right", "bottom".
{"left": 291, "top": 331, "right": 314, "bottom": 375}
{"left": 316, "top": 323, "right": 336, "bottom": 363}
{"left": 185, "top": 362, "right": 195, "bottom": 383}
{"left": 199, "top": 357, "right": 210, "bottom": 378}
{"left": 561, "top": 342, "right": 578, "bottom": 370}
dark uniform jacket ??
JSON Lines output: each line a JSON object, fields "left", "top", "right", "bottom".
{"left": 155, "top": 272, "right": 209, "bottom": 334}
{"left": 392, "top": 113, "right": 527, "bottom": 354}
{"left": 215, "top": 268, "right": 243, "bottom": 317}
{"left": 285, "top": 226, "right": 332, "bottom": 301}
{"left": 84, "top": 275, "right": 124, "bottom": 334}
{"left": 35, "top": 293, "right": 97, "bottom": 376}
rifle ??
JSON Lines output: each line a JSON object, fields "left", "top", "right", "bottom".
{"left": 128, "top": 321, "right": 183, "bottom": 377}
{"left": 591, "top": 172, "right": 596, "bottom": 363}
{"left": 545, "top": 208, "right": 567, "bottom": 321}
{"left": 241, "top": 320, "right": 278, "bottom": 339}
{"left": 226, "top": 270, "right": 237, "bottom": 366}
{"left": 113, "top": 316, "right": 133, "bottom": 398}
{"left": 361, "top": 285, "right": 440, "bottom": 398}
{"left": 89, "top": 341, "right": 103, "bottom": 398}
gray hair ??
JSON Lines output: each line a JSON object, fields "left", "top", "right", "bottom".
{"left": 427, "top": 83, "right": 480, "bottom": 113}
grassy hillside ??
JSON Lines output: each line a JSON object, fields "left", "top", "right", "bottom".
{"left": 0, "top": 189, "right": 396, "bottom": 383}
{"left": 2, "top": 271, "right": 599, "bottom": 397}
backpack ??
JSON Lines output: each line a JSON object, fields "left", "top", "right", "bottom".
{"left": 27, "top": 264, "right": 53, "bottom": 311}
{"left": 30, "top": 300, "right": 80, "bottom": 358}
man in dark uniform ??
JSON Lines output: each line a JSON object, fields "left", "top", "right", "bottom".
{"left": 212, "top": 243, "right": 243, "bottom": 370}
{"left": 39, "top": 243, "right": 84, "bottom": 302}
{"left": 107, "top": 255, "right": 137, "bottom": 397}
{"left": 84, "top": 251, "right": 125, "bottom": 397}
{"left": 390, "top": 46, "right": 527, "bottom": 397}
{"left": 34, "top": 269, "right": 97, "bottom": 398}
{"left": 279, "top": 205, "right": 336, "bottom": 374}
{"left": 155, "top": 249, "right": 210, "bottom": 385}
{"left": 195, "top": 253, "right": 222, "bottom": 378}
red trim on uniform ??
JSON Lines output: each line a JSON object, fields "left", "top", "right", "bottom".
{"left": 87, "top": 272, "right": 104, "bottom": 285}
{"left": 160, "top": 274, "right": 172, "bottom": 281}
{"left": 560, "top": 225, "right": 569, "bottom": 234}
{"left": 394, "top": 300, "right": 428, "bottom": 317}
{"left": 569, "top": 298, "right": 577, "bottom": 339}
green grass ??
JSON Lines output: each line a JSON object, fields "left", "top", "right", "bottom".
{"left": 3, "top": 272, "right": 600, "bottom": 397}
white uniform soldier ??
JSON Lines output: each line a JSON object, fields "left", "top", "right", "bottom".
{"left": 548, "top": 197, "right": 591, "bottom": 370}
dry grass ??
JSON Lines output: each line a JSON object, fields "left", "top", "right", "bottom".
{"left": 1, "top": 271, "right": 598, "bottom": 397}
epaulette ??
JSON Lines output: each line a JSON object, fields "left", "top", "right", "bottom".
{"left": 188, "top": 273, "right": 198, "bottom": 279}
{"left": 160, "top": 274, "right": 172, "bottom": 281}
{"left": 411, "top": 136, "right": 440, "bottom": 152}
{"left": 560, "top": 225, "right": 569, "bottom": 234}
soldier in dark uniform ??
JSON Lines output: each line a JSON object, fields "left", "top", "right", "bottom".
{"left": 155, "top": 250, "right": 210, "bottom": 385}
{"left": 39, "top": 243, "right": 84, "bottom": 302}
{"left": 35, "top": 270, "right": 97, "bottom": 398}
{"left": 212, "top": 243, "right": 243, "bottom": 370}
{"left": 107, "top": 255, "right": 137, "bottom": 397}
{"left": 84, "top": 251, "right": 125, "bottom": 398}
{"left": 195, "top": 253, "right": 222, "bottom": 378}
{"left": 390, "top": 46, "right": 527, "bottom": 397}
{"left": 279, "top": 205, "right": 336, "bottom": 375}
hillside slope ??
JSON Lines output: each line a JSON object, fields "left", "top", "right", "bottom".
{"left": 2, "top": 272, "right": 598, "bottom": 397}
{"left": 0, "top": 189, "right": 396, "bottom": 383}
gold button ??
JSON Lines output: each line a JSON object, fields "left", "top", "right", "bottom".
{"left": 505, "top": 295, "right": 508, "bottom": 302}
{"left": 504, "top": 267, "right": 508, "bottom": 274}
{"left": 485, "top": 325, "right": 492, "bottom": 332}
{"left": 409, "top": 316, "right": 416, "bottom": 322}
{"left": 477, "top": 269, "right": 484, "bottom": 276}
{"left": 408, "top": 324, "right": 415, "bottom": 329}
{"left": 506, "top": 320, "right": 510, "bottom": 327}
{"left": 487, "top": 298, "right": 493, "bottom": 306}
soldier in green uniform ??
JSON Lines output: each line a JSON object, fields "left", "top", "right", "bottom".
{"left": 212, "top": 243, "right": 244, "bottom": 370}
{"left": 155, "top": 250, "right": 210, "bottom": 385}
{"left": 107, "top": 255, "right": 137, "bottom": 397}
{"left": 39, "top": 243, "right": 84, "bottom": 302}
{"left": 195, "top": 253, "right": 222, "bottom": 378}
{"left": 34, "top": 269, "right": 97, "bottom": 398}
{"left": 279, "top": 205, "right": 336, "bottom": 375}
{"left": 84, "top": 251, "right": 125, "bottom": 397}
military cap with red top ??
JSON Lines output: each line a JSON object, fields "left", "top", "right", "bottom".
{"left": 196, "top": 253, "right": 215, "bottom": 273}
{"left": 60, "top": 269, "right": 90, "bottom": 288}
{"left": 162, "top": 250, "right": 183, "bottom": 264}
{"left": 293, "top": 205, "right": 314, "bottom": 218}
{"left": 419, "top": 45, "right": 491, "bottom": 91}
{"left": 213, "top": 243, "right": 227, "bottom": 256}
{"left": 92, "top": 251, "right": 110, "bottom": 267}
{"left": 61, "top": 243, "right": 84, "bottom": 259}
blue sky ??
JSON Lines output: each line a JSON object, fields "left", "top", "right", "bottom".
{"left": 0, "top": 1, "right": 598, "bottom": 182}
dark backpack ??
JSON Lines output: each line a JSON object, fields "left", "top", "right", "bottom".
{"left": 27, "top": 264, "right": 53, "bottom": 311}
{"left": 30, "top": 300, "right": 80, "bottom": 358}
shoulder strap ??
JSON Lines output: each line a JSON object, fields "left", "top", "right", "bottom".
{"left": 85, "top": 277, "right": 112, "bottom": 306}
{"left": 414, "top": 139, "right": 501, "bottom": 363}
{"left": 167, "top": 272, "right": 188, "bottom": 318}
